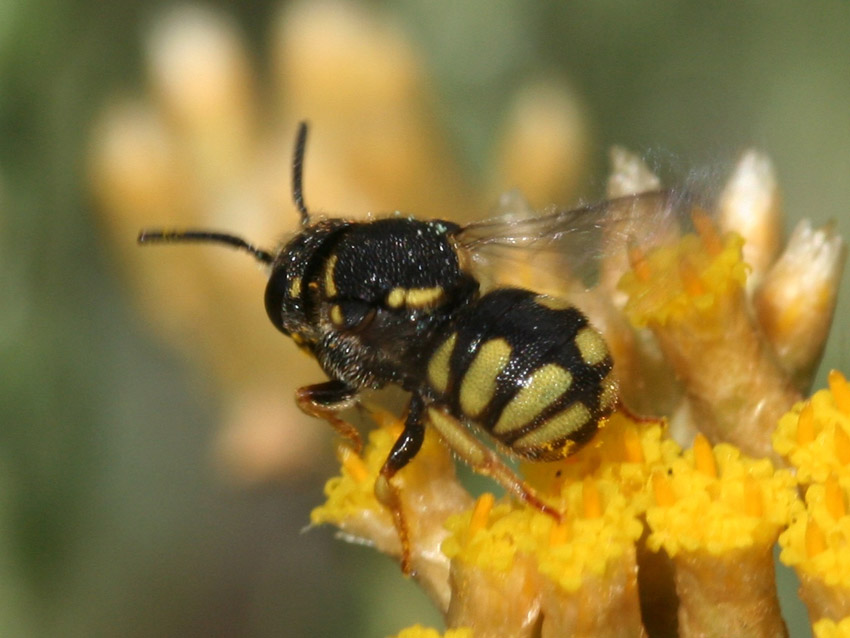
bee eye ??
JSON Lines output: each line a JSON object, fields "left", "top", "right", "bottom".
{"left": 264, "top": 267, "right": 290, "bottom": 334}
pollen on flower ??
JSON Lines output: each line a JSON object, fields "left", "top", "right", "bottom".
{"left": 619, "top": 210, "right": 801, "bottom": 462}
{"left": 780, "top": 481, "right": 850, "bottom": 590}
{"left": 619, "top": 229, "right": 748, "bottom": 329}
{"left": 310, "top": 426, "right": 396, "bottom": 527}
{"left": 774, "top": 377, "right": 850, "bottom": 484}
{"left": 691, "top": 207, "right": 724, "bottom": 256}
{"left": 548, "top": 520, "right": 570, "bottom": 548}
{"left": 805, "top": 518, "right": 827, "bottom": 559}
{"left": 826, "top": 477, "right": 847, "bottom": 520}
{"left": 389, "top": 625, "right": 473, "bottom": 638}
{"left": 830, "top": 370, "right": 850, "bottom": 416}
{"left": 646, "top": 440, "right": 798, "bottom": 556}
{"left": 442, "top": 476, "right": 642, "bottom": 592}
{"left": 644, "top": 438, "right": 797, "bottom": 637}
{"left": 797, "top": 401, "right": 817, "bottom": 446}
{"left": 521, "top": 409, "right": 680, "bottom": 514}
{"left": 469, "top": 493, "right": 495, "bottom": 535}
{"left": 622, "top": 423, "right": 645, "bottom": 464}
{"left": 582, "top": 477, "right": 603, "bottom": 519}
{"left": 529, "top": 479, "right": 643, "bottom": 593}
{"left": 651, "top": 470, "right": 677, "bottom": 507}
{"left": 312, "top": 411, "right": 472, "bottom": 612}
{"left": 692, "top": 433, "right": 718, "bottom": 478}
{"left": 814, "top": 617, "right": 850, "bottom": 638}
{"left": 442, "top": 502, "right": 528, "bottom": 573}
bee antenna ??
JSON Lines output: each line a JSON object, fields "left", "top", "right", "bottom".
{"left": 292, "top": 121, "right": 311, "bottom": 227}
{"left": 137, "top": 230, "right": 275, "bottom": 265}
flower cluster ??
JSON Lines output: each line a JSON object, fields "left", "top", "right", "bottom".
{"left": 776, "top": 372, "right": 850, "bottom": 628}
{"left": 313, "top": 147, "right": 846, "bottom": 636}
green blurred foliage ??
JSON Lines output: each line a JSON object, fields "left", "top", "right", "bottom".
{"left": 0, "top": 1, "right": 848, "bottom": 636}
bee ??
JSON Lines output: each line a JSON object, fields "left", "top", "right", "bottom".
{"left": 139, "top": 122, "right": 675, "bottom": 573}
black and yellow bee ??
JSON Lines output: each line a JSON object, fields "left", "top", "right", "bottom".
{"left": 139, "top": 123, "right": 674, "bottom": 572}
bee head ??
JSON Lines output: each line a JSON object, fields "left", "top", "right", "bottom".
{"left": 138, "top": 121, "right": 320, "bottom": 339}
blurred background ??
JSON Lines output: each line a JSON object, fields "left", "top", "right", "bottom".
{"left": 1, "top": 1, "right": 849, "bottom": 636}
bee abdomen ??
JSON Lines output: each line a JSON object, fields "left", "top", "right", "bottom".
{"left": 426, "top": 288, "right": 618, "bottom": 461}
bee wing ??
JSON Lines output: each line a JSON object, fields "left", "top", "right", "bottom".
{"left": 454, "top": 190, "right": 693, "bottom": 294}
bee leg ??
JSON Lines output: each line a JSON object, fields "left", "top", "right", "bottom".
{"left": 295, "top": 380, "right": 362, "bottom": 454}
{"left": 426, "top": 405, "right": 562, "bottom": 522}
{"left": 374, "top": 395, "right": 425, "bottom": 576}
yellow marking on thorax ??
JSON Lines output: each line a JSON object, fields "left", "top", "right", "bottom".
{"left": 535, "top": 295, "right": 573, "bottom": 311}
{"left": 428, "top": 333, "right": 457, "bottom": 395}
{"left": 574, "top": 327, "right": 609, "bottom": 366}
{"left": 330, "top": 304, "right": 344, "bottom": 326}
{"left": 459, "top": 338, "right": 512, "bottom": 418}
{"left": 289, "top": 277, "right": 302, "bottom": 299}
{"left": 492, "top": 364, "right": 572, "bottom": 435}
{"left": 324, "top": 255, "right": 338, "bottom": 297}
{"left": 513, "top": 401, "right": 591, "bottom": 452}
{"left": 386, "top": 286, "right": 444, "bottom": 309}
{"left": 386, "top": 288, "right": 405, "bottom": 308}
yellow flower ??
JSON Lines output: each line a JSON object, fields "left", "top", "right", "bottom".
{"left": 88, "top": 4, "right": 848, "bottom": 636}
{"left": 442, "top": 478, "right": 645, "bottom": 637}
{"left": 619, "top": 210, "right": 800, "bottom": 462}
{"left": 780, "top": 478, "right": 850, "bottom": 621}
{"left": 646, "top": 434, "right": 799, "bottom": 637}
{"left": 774, "top": 370, "right": 850, "bottom": 484}
{"left": 814, "top": 617, "right": 850, "bottom": 638}
{"left": 521, "top": 409, "right": 680, "bottom": 513}
{"left": 646, "top": 434, "right": 798, "bottom": 556}
{"left": 621, "top": 229, "right": 749, "bottom": 330}
{"left": 311, "top": 410, "right": 472, "bottom": 612}
{"left": 389, "top": 625, "right": 473, "bottom": 638}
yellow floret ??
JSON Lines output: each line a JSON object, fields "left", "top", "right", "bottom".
{"left": 521, "top": 409, "right": 681, "bottom": 513}
{"left": 774, "top": 374, "right": 850, "bottom": 484}
{"left": 814, "top": 617, "right": 850, "bottom": 638}
{"left": 533, "top": 478, "right": 643, "bottom": 592}
{"left": 647, "top": 436, "right": 800, "bottom": 556}
{"left": 442, "top": 499, "right": 535, "bottom": 573}
{"left": 389, "top": 625, "right": 473, "bottom": 638}
{"left": 311, "top": 412, "right": 454, "bottom": 526}
{"left": 443, "top": 478, "right": 643, "bottom": 592}
{"left": 779, "top": 481, "right": 850, "bottom": 589}
{"left": 310, "top": 425, "right": 397, "bottom": 526}
{"left": 619, "top": 230, "right": 748, "bottom": 329}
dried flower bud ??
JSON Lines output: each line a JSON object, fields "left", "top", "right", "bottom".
{"left": 606, "top": 146, "right": 661, "bottom": 198}
{"left": 147, "top": 5, "right": 257, "bottom": 181}
{"left": 491, "top": 81, "right": 589, "bottom": 208}
{"left": 755, "top": 220, "right": 846, "bottom": 391}
{"left": 717, "top": 150, "right": 783, "bottom": 286}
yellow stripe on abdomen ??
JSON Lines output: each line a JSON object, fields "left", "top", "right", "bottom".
{"left": 574, "top": 327, "right": 609, "bottom": 366}
{"left": 459, "top": 338, "right": 512, "bottom": 418}
{"left": 512, "top": 401, "right": 591, "bottom": 454}
{"left": 492, "top": 364, "right": 572, "bottom": 436}
{"left": 427, "top": 332, "right": 457, "bottom": 395}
